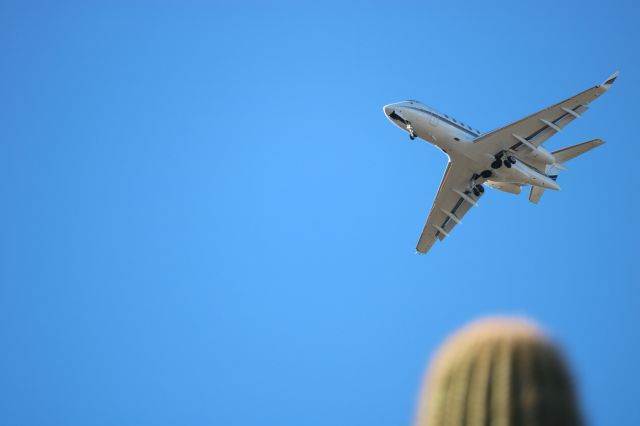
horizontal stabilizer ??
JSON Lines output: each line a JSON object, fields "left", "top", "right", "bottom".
{"left": 553, "top": 139, "right": 605, "bottom": 164}
{"left": 529, "top": 186, "right": 545, "bottom": 204}
{"left": 530, "top": 139, "right": 604, "bottom": 205}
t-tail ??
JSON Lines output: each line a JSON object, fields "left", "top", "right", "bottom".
{"left": 529, "top": 138, "right": 605, "bottom": 204}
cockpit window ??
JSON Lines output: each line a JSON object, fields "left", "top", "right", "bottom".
{"left": 389, "top": 111, "right": 408, "bottom": 125}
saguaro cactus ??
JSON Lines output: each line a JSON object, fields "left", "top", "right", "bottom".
{"left": 415, "top": 318, "right": 583, "bottom": 426}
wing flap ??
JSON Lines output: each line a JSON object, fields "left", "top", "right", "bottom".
{"left": 416, "top": 157, "right": 483, "bottom": 254}
{"left": 469, "top": 72, "right": 618, "bottom": 158}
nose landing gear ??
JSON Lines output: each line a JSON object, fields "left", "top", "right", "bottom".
{"left": 406, "top": 123, "right": 416, "bottom": 140}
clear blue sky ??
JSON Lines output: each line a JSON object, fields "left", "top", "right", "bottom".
{"left": 1, "top": 1, "right": 638, "bottom": 425}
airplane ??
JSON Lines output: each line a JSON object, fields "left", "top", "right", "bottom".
{"left": 383, "top": 71, "right": 618, "bottom": 254}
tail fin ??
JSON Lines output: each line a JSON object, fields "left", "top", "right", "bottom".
{"left": 528, "top": 139, "right": 605, "bottom": 204}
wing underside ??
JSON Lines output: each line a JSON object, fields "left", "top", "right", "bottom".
{"left": 414, "top": 72, "right": 618, "bottom": 254}
{"left": 468, "top": 72, "right": 619, "bottom": 160}
{"left": 416, "top": 157, "right": 483, "bottom": 254}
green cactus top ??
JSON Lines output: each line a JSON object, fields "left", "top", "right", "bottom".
{"left": 415, "top": 318, "right": 583, "bottom": 426}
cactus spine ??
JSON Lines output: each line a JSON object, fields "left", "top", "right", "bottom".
{"left": 415, "top": 318, "right": 583, "bottom": 426}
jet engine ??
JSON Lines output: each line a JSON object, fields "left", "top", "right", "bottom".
{"left": 484, "top": 181, "right": 522, "bottom": 195}
{"left": 523, "top": 145, "right": 556, "bottom": 165}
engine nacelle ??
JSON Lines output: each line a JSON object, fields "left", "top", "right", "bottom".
{"left": 524, "top": 145, "right": 556, "bottom": 165}
{"left": 484, "top": 180, "right": 522, "bottom": 195}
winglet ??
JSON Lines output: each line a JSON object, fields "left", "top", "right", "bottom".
{"left": 601, "top": 71, "right": 620, "bottom": 89}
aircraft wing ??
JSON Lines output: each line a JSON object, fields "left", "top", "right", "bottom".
{"left": 417, "top": 156, "right": 483, "bottom": 254}
{"left": 468, "top": 71, "right": 619, "bottom": 159}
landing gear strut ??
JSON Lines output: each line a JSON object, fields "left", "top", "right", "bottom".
{"left": 491, "top": 151, "right": 504, "bottom": 169}
{"left": 406, "top": 123, "right": 416, "bottom": 140}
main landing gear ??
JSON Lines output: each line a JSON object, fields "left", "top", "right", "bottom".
{"left": 470, "top": 172, "right": 490, "bottom": 196}
{"left": 491, "top": 151, "right": 517, "bottom": 169}
{"left": 472, "top": 184, "right": 485, "bottom": 197}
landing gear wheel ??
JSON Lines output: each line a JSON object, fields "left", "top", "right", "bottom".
{"left": 406, "top": 123, "right": 416, "bottom": 140}
{"left": 491, "top": 160, "right": 502, "bottom": 169}
{"left": 504, "top": 161, "right": 512, "bottom": 168}
{"left": 476, "top": 184, "right": 485, "bottom": 194}
{"left": 472, "top": 187, "right": 480, "bottom": 196}
{"left": 508, "top": 155, "right": 516, "bottom": 164}
{"left": 481, "top": 170, "right": 492, "bottom": 179}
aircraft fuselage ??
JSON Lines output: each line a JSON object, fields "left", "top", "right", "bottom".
{"left": 383, "top": 101, "right": 560, "bottom": 192}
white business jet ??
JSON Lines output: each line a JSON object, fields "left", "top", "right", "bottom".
{"left": 384, "top": 72, "right": 618, "bottom": 254}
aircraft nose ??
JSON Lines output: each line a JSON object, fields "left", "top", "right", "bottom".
{"left": 383, "top": 104, "right": 394, "bottom": 116}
